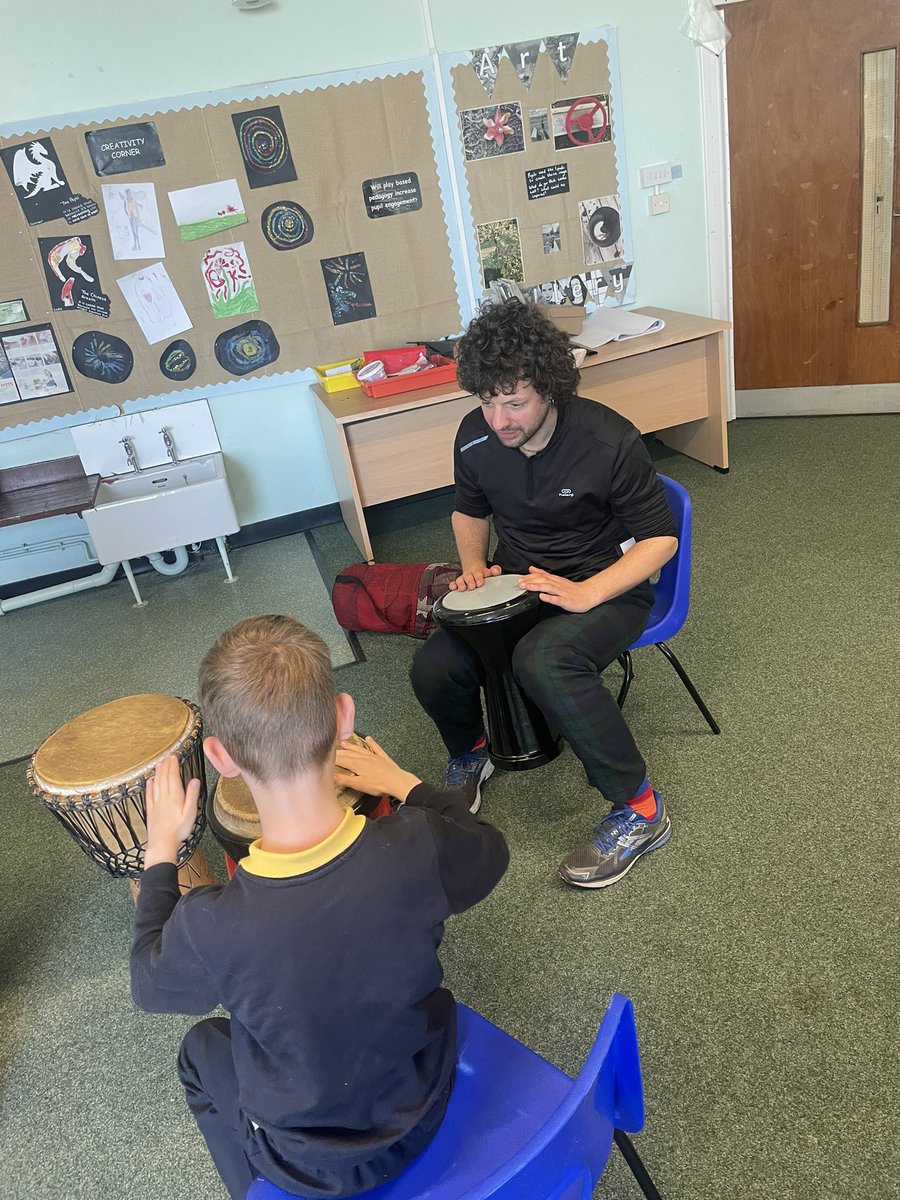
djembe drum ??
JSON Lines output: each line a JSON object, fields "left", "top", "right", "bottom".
{"left": 207, "top": 732, "right": 387, "bottom": 877}
{"left": 28, "top": 694, "right": 217, "bottom": 900}
{"left": 433, "top": 574, "right": 561, "bottom": 771}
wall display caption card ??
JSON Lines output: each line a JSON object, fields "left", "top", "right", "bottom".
{"left": 260, "top": 200, "right": 314, "bottom": 250}
{"left": 321, "top": 253, "right": 376, "bottom": 326}
{"left": 525, "top": 163, "right": 570, "bottom": 200}
{"left": 232, "top": 106, "right": 297, "bottom": 189}
{"left": 168, "top": 179, "right": 247, "bottom": 243}
{"left": 39, "top": 235, "right": 111, "bottom": 318}
{"left": 71, "top": 331, "right": 134, "bottom": 384}
{"left": 0, "top": 139, "right": 98, "bottom": 225}
{"left": 84, "top": 123, "right": 165, "bottom": 176}
{"left": 116, "top": 263, "right": 192, "bottom": 345}
{"left": 102, "top": 182, "right": 165, "bottom": 261}
{"left": 0, "top": 324, "right": 72, "bottom": 403}
{"left": 362, "top": 173, "right": 422, "bottom": 218}
{"left": 201, "top": 242, "right": 259, "bottom": 319}
{"left": 460, "top": 102, "right": 526, "bottom": 162}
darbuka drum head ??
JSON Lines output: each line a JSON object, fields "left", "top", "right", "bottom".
{"left": 210, "top": 731, "right": 376, "bottom": 849}
{"left": 434, "top": 573, "right": 539, "bottom": 626}
{"left": 28, "top": 694, "right": 206, "bottom": 878}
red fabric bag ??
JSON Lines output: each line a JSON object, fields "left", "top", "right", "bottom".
{"left": 331, "top": 562, "right": 460, "bottom": 638}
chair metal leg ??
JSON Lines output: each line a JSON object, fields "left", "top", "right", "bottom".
{"left": 616, "top": 651, "right": 634, "bottom": 709}
{"left": 655, "top": 641, "right": 721, "bottom": 734}
{"left": 614, "top": 1129, "right": 665, "bottom": 1200}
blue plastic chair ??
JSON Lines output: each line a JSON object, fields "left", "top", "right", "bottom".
{"left": 247, "top": 994, "right": 662, "bottom": 1200}
{"left": 616, "top": 475, "right": 720, "bottom": 735}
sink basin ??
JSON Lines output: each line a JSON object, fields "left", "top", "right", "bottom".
{"left": 82, "top": 452, "right": 240, "bottom": 565}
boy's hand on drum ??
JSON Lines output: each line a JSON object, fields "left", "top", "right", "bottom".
{"left": 450, "top": 564, "right": 502, "bottom": 592}
{"left": 144, "top": 755, "right": 202, "bottom": 868}
{"left": 334, "top": 736, "right": 422, "bottom": 804}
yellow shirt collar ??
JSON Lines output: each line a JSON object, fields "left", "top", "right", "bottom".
{"left": 241, "top": 808, "right": 366, "bottom": 878}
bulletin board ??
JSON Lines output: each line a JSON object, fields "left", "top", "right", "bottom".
{"left": 0, "top": 67, "right": 462, "bottom": 430}
{"left": 441, "top": 30, "right": 633, "bottom": 309}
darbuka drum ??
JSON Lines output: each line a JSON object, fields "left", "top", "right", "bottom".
{"left": 207, "top": 732, "right": 386, "bottom": 875}
{"left": 433, "top": 574, "right": 561, "bottom": 771}
{"left": 28, "top": 694, "right": 216, "bottom": 898}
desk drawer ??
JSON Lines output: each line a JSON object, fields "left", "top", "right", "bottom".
{"left": 346, "top": 395, "right": 476, "bottom": 507}
{"left": 580, "top": 339, "right": 709, "bottom": 432}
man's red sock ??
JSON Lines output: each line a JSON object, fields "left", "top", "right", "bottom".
{"left": 471, "top": 732, "right": 488, "bottom": 752}
{"left": 627, "top": 778, "right": 658, "bottom": 820}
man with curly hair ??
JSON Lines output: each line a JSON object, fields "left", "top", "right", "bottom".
{"left": 410, "top": 299, "right": 679, "bottom": 889}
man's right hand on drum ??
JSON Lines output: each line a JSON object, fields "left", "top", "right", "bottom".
{"left": 144, "top": 754, "right": 202, "bottom": 869}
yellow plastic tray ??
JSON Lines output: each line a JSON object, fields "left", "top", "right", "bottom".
{"left": 313, "top": 359, "right": 362, "bottom": 393}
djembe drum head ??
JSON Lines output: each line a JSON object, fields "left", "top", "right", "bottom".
{"left": 28, "top": 694, "right": 209, "bottom": 882}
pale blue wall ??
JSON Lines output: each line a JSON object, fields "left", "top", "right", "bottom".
{"left": 0, "top": 0, "right": 710, "bottom": 586}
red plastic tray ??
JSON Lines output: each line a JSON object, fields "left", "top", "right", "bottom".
{"left": 360, "top": 354, "right": 457, "bottom": 399}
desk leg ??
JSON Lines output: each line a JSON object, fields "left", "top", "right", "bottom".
{"left": 654, "top": 332, "right": 730, "bottom": 470}
{"left": 314, "top": 398, "right": 375, "bottom": 562}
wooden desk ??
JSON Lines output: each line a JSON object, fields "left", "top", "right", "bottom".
{"left": 313, "top": 308, "right": 730, "bottom": 561}
{"left": 0, "top": 455, "right": 100, "bottom": 529}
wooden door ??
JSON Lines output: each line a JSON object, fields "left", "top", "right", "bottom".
{"left": 726, "top": 0, "right": 900, "bottom": 389}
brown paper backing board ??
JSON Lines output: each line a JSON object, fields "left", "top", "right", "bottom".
{"left": 0, "top": 70, "right": 462, "bottom": 430}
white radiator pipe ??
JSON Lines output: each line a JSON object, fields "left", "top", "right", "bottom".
{"left": 0, "top": 562, "right": 119, "bottom": 614}
{"left": 147, "top": 546, "right": 189, "bottom": 576}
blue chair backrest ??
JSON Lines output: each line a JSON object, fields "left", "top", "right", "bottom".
{"left": 644, "top": 475, "right": 692, "bottom": 644}
{"left": 475, "top": 994, "right": 644, "bottom": 1200}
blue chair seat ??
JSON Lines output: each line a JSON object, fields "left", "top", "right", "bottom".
{"left": 247, "top": 995, "right": 662, "bottom": 1200}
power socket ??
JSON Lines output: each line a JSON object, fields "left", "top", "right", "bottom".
{"left": 649, "top": 192, "right": 670, "bottom": 216}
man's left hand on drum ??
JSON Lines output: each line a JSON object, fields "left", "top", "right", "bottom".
{"left": 144, "top": 755, "right": 202, "bottom": 869}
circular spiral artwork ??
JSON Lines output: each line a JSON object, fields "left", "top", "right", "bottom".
{"left": 72, "top": 332, "right": 133, "bottom": 384}
{"left": 214, "top": 319, "right": 280, "bottom": 377}
{"left": 261, "top": 201, "right": 314, "bottom": 251}
{"left": 159, "top": 339, "right": 197, "bottom": 381}
{"left": 238, "top": 114, "right": 288, "bottom": 174}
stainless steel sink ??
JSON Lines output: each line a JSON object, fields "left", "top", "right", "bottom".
{"left": 82, "top": 452, "right": 240, "bottom": 565}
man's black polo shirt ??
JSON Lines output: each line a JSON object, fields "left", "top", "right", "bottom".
{"left": 453, "top": 395, "right": 676, "bottom": 581}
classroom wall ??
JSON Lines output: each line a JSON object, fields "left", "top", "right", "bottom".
{"left": 0, "top": 0, "right": 710, "bottom": 587}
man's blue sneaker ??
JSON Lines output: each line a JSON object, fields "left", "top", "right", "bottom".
{"left": 559, "top": 795, "right": 671, "bottom": 888}
{"left": 443, "top": 745, "right": 495, "bottom": 813}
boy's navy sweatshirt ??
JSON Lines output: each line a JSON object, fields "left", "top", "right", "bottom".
{"left": 130, "top": 782, "right": 508, "bottom": 1196}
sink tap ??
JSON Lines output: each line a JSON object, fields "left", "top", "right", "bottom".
{"left": 160, "top": 426, "right": 179, "bottom": 464}
{"left": 120, "top": 436, "right": 140, "bottom": 473}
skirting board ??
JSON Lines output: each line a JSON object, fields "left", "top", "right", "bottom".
{"left": 736, "top": 385, "right": 900, "bottom": 418}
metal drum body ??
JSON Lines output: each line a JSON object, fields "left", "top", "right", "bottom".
{"left": 207, "top": 732, "right": 382, "bottom": 870}
{"left": 433, "top": 575, "right": 561, "bottom": 771}
{"left": 28, "top": 693, "right": 216, "bottom": 895}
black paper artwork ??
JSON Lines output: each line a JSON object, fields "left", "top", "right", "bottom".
{"left": 72, "top": 331, "right": 134, "bottom": 384}
{"left": 362, "top": 173, "right": 422, "bottom": 219}
{"left": 215, "top": 320, "right": 280, "bottom": 376}
{"left": 0, "top": 138, "right": 97, "bottom": 226}
{"left": 320, "top": 254, "right": 376, "bottom": 326}
{"left": 39, "top": 236, "right": 111, "bottom": 319}
{"left": 261, "top": 200, "right": 314, "bottom": 250}
{"left": 159, "top": 339, "right": 197, "bottom": 381}
{"left": 232, "top": 106, "right": 297, "bottom": 190}
{"left": 84, "top": 122, "right": 165, "bottom": 176}
{"left": 525, "top": 163, "right": 570, "bottom": 201}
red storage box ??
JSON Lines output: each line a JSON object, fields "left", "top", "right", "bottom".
{"left": 359, "top": 347, "right": 458, "bottom": 398}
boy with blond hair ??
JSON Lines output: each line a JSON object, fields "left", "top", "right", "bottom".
{"left": 131, "top": 615, "right": 508, "bottom": 1199}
